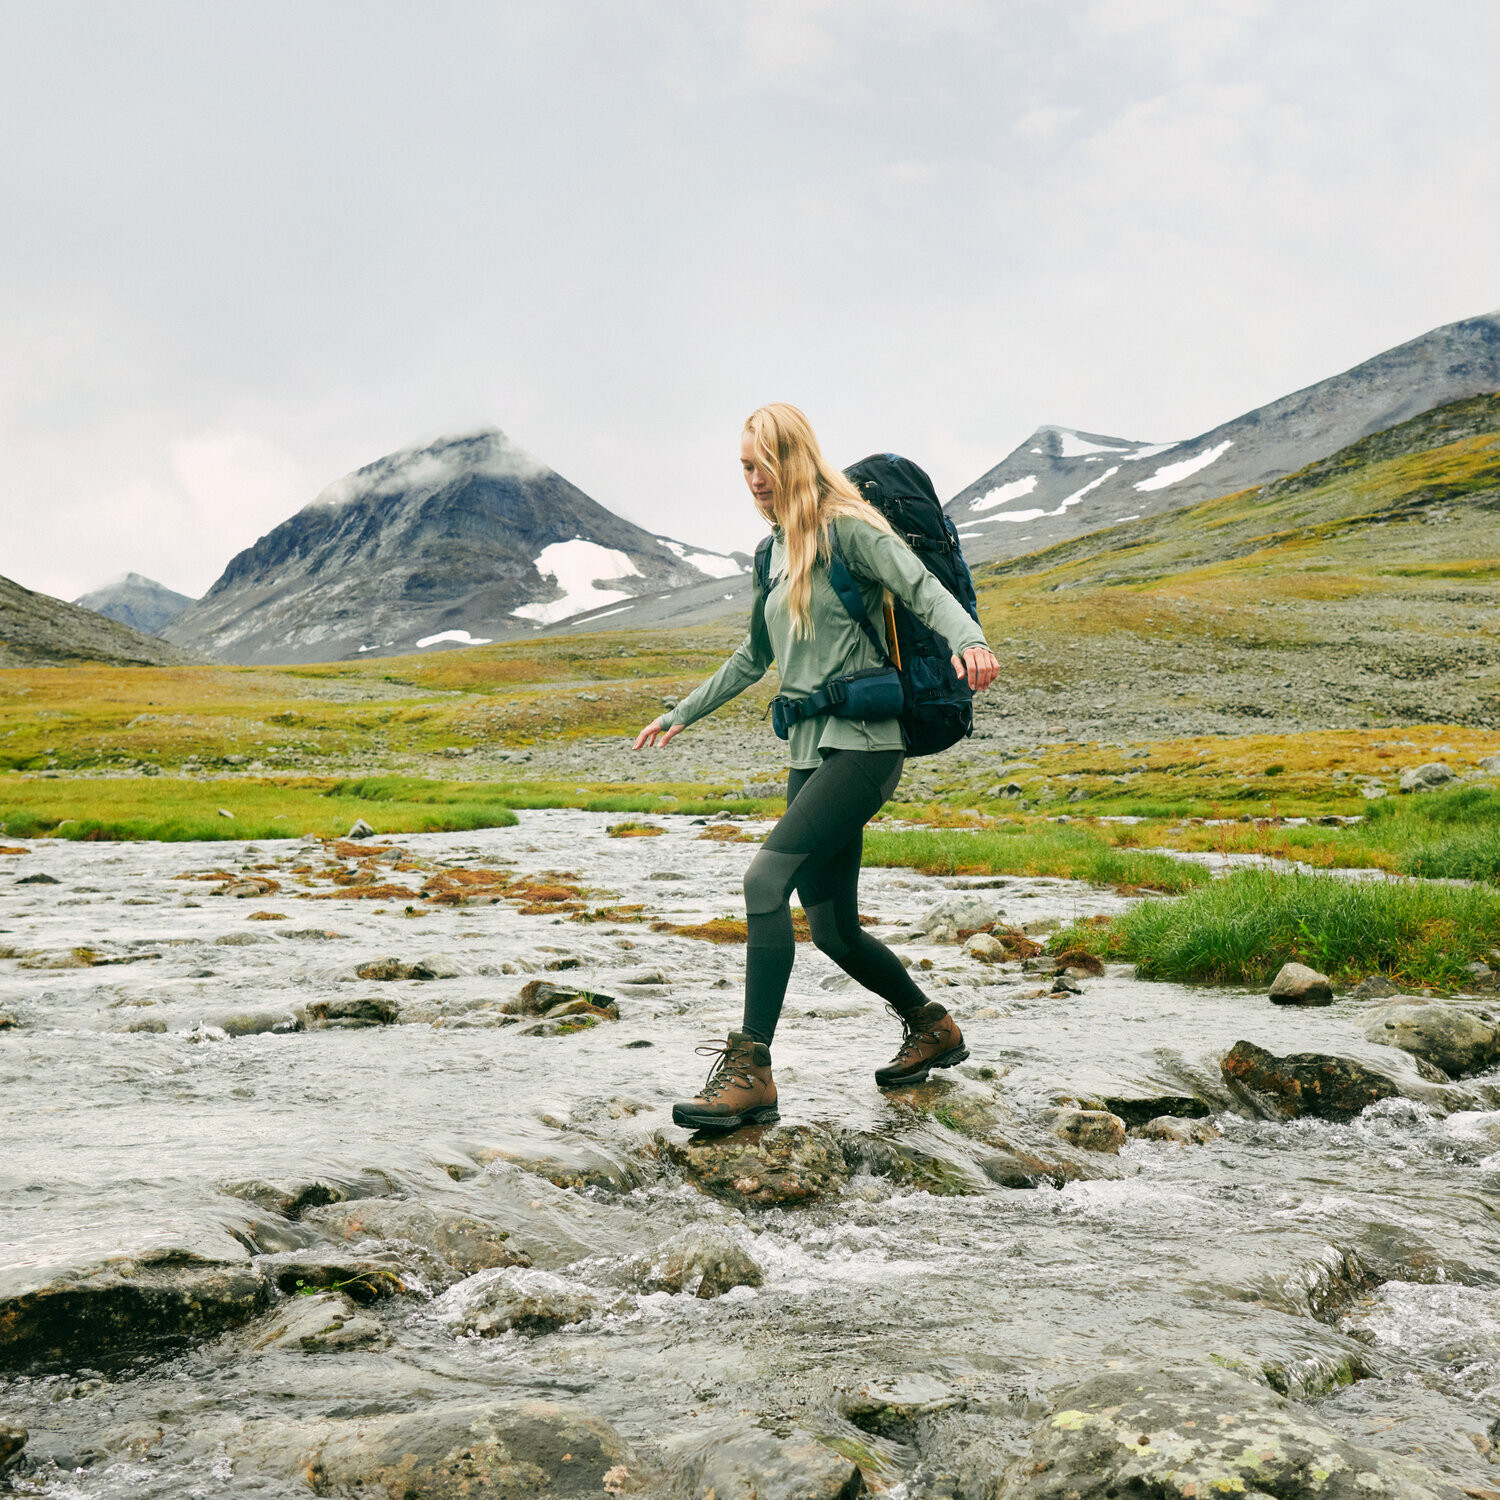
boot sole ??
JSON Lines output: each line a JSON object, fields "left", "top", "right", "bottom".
{"left": 875, "top": 1045, "right": 970, "bottom": 1089}
{"left": 671, "top": 1103, "right": 781, "bottom": 1134}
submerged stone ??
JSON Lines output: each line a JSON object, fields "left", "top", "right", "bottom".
{"left": 840, "top": 1372, "right": 961, "bottom": 1441}
{"left": 1043, "top": 1107, "right": 1126, "bottom": 1154}
{"left": 1131, "top": 1115, "right": 1221, "bottom": 1145}
{"left": 997, "top": 1363, "right": 1462, "bottom": 1498}
{"left": 0, "top": 1423, "right": 26, "bottom": 1471}
{"left": 303, "top": 1199, "right": 530, "bottom": 1278}
{"left": 300, "top": 995, "right": 400, "bottom": 1028}
{"left": 250, "top": 1290, "right": 387, "bottom": 1353}
{"left": 625, "top": 1225, "right": 763, "bottom": 1299}
{"left": 683, "top": 1422, "right": 864, "bottom": 1500}
{"left": 436, "top": 1266, "right": 603, "bottom": 1336}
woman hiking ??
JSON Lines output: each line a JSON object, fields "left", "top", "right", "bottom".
{"left": 633, "top": 403, "right": 999, "bottom": 1134}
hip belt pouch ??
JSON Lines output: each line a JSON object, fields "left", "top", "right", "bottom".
{"left": 770, "top": 666, "right": 906, "bottom": 740}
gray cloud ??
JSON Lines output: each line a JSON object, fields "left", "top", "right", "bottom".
{"left": 1, "top": 0, "right": 1497, "bottom": 600}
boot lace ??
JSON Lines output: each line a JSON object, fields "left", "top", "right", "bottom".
{"left": 887, "top": 1006, "right": 943, "bottom": 1066}
{"left": 695, "top": 1040, "right": 754, "bottom": 1102}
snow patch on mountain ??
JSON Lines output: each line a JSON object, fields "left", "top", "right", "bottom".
{"left": 971, "top": 475, "right": 1039, "bottom": 512}
{"left": 417, "top": 629, "right": 493, "bottom": 649}
{"left": 1055, "top": 432, "right": 1132, "bottom": 458}
{"left": 662, "top": 540, "right": 745, "bottom": 579}
{"left": 512, "top": 539, "right": 643, "bottom": 625}
{"left": 1133, "top": 439, "right": 1233, "bottom": 492}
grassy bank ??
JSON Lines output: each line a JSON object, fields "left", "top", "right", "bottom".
{"left": 862, "top": 824, "right": 1210, "bottom": 894}
{"left": 0, "top": 775, "right": 519, "bottom": 842}
{"left": 1050, "top": 867, "right": 1500, "bottom": 992}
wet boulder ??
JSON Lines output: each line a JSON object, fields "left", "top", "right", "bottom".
{"left": 250, "top": 1290, "right": 387, "bottom": 1353}
{"left": 435, "top": 1267, "right": 604, "bottom": 1336}
{"left": 473, "top": 1133, "right": 642, "bottom": 1193}
{"left": 0, "top": 1423, "right": 25, "bottom": 1471}
{"left": 0, "top": 1254, "right": 270, "bottom": 1373}
{"left": 1042, "top": 1107, "right": 1126, "bottom": 1154}
{"left": 1131, "top": 1115, "right": 1221, "bottom": 1145}
{"left": 231, "top": 1399, "right": 634, "bottom": 1497}
{"left": 1364, "top": 997, "right": 1500, "bottom": 1079}
{"left": 215, "top": 1010, "right": 301, "bottom": 1037}
{"left": 1221, "top": 1039, "right": 1400, "bottom": 1122}
{"left": 658, "top": 1124, "right": 850, "bottom": 1208}
{"left": 299, "top": 995, "right": 400, "bottom": 1028}
{"left": 626, "top": 1226, "right": 764, "bottom": 1299}
{"left": 1352, "top": 973, "right": 1400, "bottom": 999}
{"left": 257, "top": 1250, "right": 415, "bottom": 1303}
{"left": 997, "top": 1363, "right": 1463, "bottom": 1498}
{"left": 505, "top": 979, "right": 620, "bottom": 1020}
{"left": 681, "top": 1422, "right": 864, "bottom": 1500}
{"left": 1268, "top": 961, "right": 1333, "bottom": 1005}
{"left": 354, "top": 954, "right": 460, "bottom": 981}
{"left": 221, "top": 1171, "right": 394, "bottom": 1220}
{"left": 302, "top": 1199, "right": 530, "bottom": 1278}
{"left": 922, "top": 892, "right": 1001, "bottom": 943}
{"left": 963, "top": 932, "right": 1007, "bottom": 963}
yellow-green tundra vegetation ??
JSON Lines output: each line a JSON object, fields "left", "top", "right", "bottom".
{"left": 2, "top": 394, "right": 1497, "bottom": 990}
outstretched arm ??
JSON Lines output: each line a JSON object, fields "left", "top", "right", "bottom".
{"left": 631, "top": 629, "right": 772, "bottom": 749}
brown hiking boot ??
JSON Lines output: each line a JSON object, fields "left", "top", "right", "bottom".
{"left": 875, "top": 1002, "right": 969, "bottom": 1087}
{"left": 672, "top": 1031, "right": 779, "bottom": 1134}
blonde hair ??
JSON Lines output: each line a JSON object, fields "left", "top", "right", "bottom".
{"left": 744, "top": 403, "right": 892, "bottom": 636}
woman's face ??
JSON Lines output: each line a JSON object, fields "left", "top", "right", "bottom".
{"left": 740, "top": 430, "right": 773, "bottom": 507}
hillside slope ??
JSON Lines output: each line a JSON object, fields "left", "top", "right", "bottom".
{"left": 74, "top": 573, "right": 195, "bottom": 636}
{"left": 948, "top": 308, "right": 1500, "bottom": 563}
{"left": 963, "top": 392, "right": 1500, "bottom": 742}
{"left": 165, "top": 428, "right": 746, "bottom": 665}
{"left": 0, "top": 575, "right": 193, "bottom": 668}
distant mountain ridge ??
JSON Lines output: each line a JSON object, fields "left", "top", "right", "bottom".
{"left": 1, "top": 574, "right": 191, "bottom": 667}
{"left": 947, "top": 309, "right": 1500, "bottom": 562}
{"left": 164, "top": 428, "right": 747, "bottom": 665}
{"left": 73, "top": 573, "right": 195, "bottom": 637}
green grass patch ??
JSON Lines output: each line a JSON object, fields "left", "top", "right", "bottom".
{"left": 1050, "top": 867, "right": 1500, "bottom": 990}
{"left": 0, "top": 774, "right": 518, "bottom": 841}
{"left": 862, "top": 824, "right": 1210, "bottom": 893}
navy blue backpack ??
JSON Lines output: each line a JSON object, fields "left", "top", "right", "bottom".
{"left": 753, "top": 453, "right": 981, "bottom": 757}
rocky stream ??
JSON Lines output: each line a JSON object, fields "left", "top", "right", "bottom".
{"left": 2, "top": 810, "right": 1500, "bottom": 1498}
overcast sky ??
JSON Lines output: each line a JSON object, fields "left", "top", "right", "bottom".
{"left": 3, "top": 0, "right": 1498, "bottom": 602}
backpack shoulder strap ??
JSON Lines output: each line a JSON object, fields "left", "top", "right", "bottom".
{"left": 825, "top": 540, "right": 894, "bottom": 666}
{"left": 753, "top": 534, "right": 775, "bottom": 595}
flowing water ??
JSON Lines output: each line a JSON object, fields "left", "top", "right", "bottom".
{"left": 2, "top": 810, "right": 1499, "bottom": 1495}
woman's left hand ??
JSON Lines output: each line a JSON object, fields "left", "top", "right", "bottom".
{"left": 951, "top": 645, "right": 1000, "bottom": 691}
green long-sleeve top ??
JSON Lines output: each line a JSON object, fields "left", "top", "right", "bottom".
{"left": 659, "top": 515, "right": 989, "bottom": 769}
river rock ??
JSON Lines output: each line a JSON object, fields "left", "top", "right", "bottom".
{"left": 922, "top": 892, "right": 1001, "bottom": 942}
{"left": 0, "top": 1255, "right": 270, "bottom": 1373}
{"left": 1132, "top": 1115, "right": 1221, "bottom": 1145}
{"left": 1043, "top": 1108, "right": 1126, "bottom": 1153}
{"left": 346, "top": 818, "right": 375, "bottom": 838}
{"left": 963, "top": 932, "right": 1007, "bottom": 962}
{"left": 215, "top": 1009, "right": 301, "bottom": 1037}
{"left": 1221, "top": 1039, "right": 1399, "bottom": 1122}
{"left": 1364, "top": 997, "right": 1500, "bottom": 1078}
{"left": 659, "top": 1124, "right": 850, "bottom": 1208}
{"left": 839, "top": 1372, "right": 961, "bottom": 1440}
{"left": 257, "top": 1249, "right": 414, "bottom": 1302}
{"left": 300, "top": 995, "right": 400, "bottom": 1028}
{"left": 1268, "top": 961, "right": 1333, "bottom": 1005}
{"left": 506, "top": 979, "right": 620, "bottom": 1019}
{"left": 302, "top": 1199, "right": 530, "bottom": 1277}
{"left": 221, "top": 1172, "right": 393, "bottom": 1220}
{"left": 355, "top": 953, "right": 459, "bottom": 980}
{"left": 436, "top": 1266, "right": 602, "bottom": 1335}
{"left": 1352, "top": 973, "right": 1400, "bottom": 999}
{"left": 627, "top": 1226, "right": 764, "bottom": 1298}
{"left": 250, "top": 1290, "right": 387, "bottom": 1352}
{"left": 473, "top": 1133, "right": 642, "bottom": 1193}
{"left": 16, "top": 872, "right": 58, "bottom": 884}
{"left": 0, "top": 1423, "right": 26, "bottom": 1470}
{"left": 682, "top": 1423, "right": 864, "bottom": 1500}
{"left": 997, "top": 1363, "right": 1464, "bottom": 1498}
{"left": 1399, "top": 761, "right": 1456, "bottom": 792}
{"left": 231, "top": 1399, "right": 635, "bottom": 1497}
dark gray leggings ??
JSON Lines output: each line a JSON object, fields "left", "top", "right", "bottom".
{"left": 740, "top": 748, "right": 932, "bottom": 1045}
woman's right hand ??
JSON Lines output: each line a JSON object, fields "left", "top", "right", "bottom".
{"left": 633, "top": 717, "right": 684, "bottom": 750}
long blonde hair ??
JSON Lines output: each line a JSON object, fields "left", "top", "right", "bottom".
{"left": 744, "top": 403, "right": 893, "bottom": 636}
